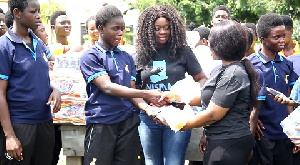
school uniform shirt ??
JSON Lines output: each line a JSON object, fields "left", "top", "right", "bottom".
{"left": 287, "top": 53, "right": 300, "bottom": 76}
{"left": 0, "top": 29, "right": 52, "bottom": 124}
{"left": 40, "top": 40, "right": 52, "bottom": 59}
{"left": 201, "top": 62, "right": 252, "bottom": 140}
{"left": 247, "top": 51, "right": 298, "bottom": 140}
{"left": 80, "top": 42, "right": 136, "bottom": 125}
{"left": 136, "top": 45, "right": 202, "bottom": 91}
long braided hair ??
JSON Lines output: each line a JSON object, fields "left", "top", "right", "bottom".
{"left": 136, "top": 4, "right": 188, "bottom": 69}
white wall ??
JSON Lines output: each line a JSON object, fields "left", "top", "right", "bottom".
{"left": 0, "top": 2, "right": 7, "bottom": 12}
{"left": 64, "top": 0, "right": 139, "bottom": 45}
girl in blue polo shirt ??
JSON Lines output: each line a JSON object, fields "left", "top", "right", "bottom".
{"left": 0, "top": 0, "right": 61, "bottom": 164}
{"left": 80, "top": 5, "right": 163, "bottom": 165}
{"left": 247, "top": 13, "right": 298, "bottom": 165}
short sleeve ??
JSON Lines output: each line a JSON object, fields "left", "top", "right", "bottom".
{"left": 0, "top": 45, "right": 13, "bottom": 80}
{"left": 129, "top": 54, "right": 136, "bottom": 81}
{"left": 41, "top": 42, "right": 52, "bottom": 58}
{"left": 211, "top": 72, "right": 249, "bottom": 108}
{"left": 290, "top": 78, "right": 300, "bottom": 103}
{"left": 186, "top": 48, "right": 202, "bottom": 76}
{"left": 287, "top": 60, "right": 298, "bottom": 86}
{"left": 80, "top": 49, "right": 108, "bottom": 83}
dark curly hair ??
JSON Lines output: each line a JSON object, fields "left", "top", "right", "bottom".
{"left": 257, "top": 13, "right": 283, "bottom": 38}
{"left": 212, "top": 5, "right": 230, "bottom": 18}
{"left": 193, "top": 26, "right": 210, "bottom": 40}
{"left": 95, "top": 5, "right": 123, "bottom": 28}
{"left": 281, "top": 15, "right": 293, "bottom": 30}
{"left": 136, "top": 4, "right": 188, "bottom": 68}
{"left": 8, "top": 0, "right": 29, "bottom": 17}
{"left": 50, "top": 10, "right": 66, "bottom": 26}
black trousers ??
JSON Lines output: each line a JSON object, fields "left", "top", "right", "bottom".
{"left": 251, "top": 136, "right": 293, "bottom": 165}
{"left": 293, "top": 150, "right": 300, "bottom": 165}
{"left": 52, "top": 124, "right": 62, "bottom": 165}
{"left": 0, "top": 120, "right": 55, "bottom": 165}
{"left": 204, "top": 134, "right": 254, "bottom": 165}
{"left": 83, "top": 112, "right": 142, "bottom": 165}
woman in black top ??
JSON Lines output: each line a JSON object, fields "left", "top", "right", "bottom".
{"left": 162, "top": 20, "right": 260, "bottom": 165}
{"left": 135, "top": 4, "right": 207, "bottom": 165}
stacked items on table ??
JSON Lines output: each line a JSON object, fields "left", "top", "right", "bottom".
{"left": 50, "top": 53, "right": 87, "bottom": 125}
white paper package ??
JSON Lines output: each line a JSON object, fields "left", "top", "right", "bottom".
{"left": 280, "top": 107, "right": 300, "bottom": 141}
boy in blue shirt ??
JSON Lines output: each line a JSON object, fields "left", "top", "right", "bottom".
{"left": 80, "top": 5, "right": 162, "bottom": 165}
{"left": 0, "top": 0, "right": 61, "bottom": 164}
{"left": 247, "top": 13, "right": 298, "bottom": 165}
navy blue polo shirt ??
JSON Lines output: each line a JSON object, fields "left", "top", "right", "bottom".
{"left": 80, "top": 42, "right": 136, "bottom": 125}
{"left": 0, "top": 29, "right": 52, "bottom": 124}
{"left": 287, "top": 53, "right": 300, "bottom": 76}
{"left": 247, "top": 51, "right": 298, "bottom": 140}
{"left": 39, "top": 39, "right": 52, "bottom": 59}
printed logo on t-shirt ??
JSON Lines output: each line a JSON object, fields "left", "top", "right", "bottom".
{"left": 150, "top": 60, "right": 168, "bottom": 83}
{"left": 125, "top": 64, "right": 129, "bottom": 73}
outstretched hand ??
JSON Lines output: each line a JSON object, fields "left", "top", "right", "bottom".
{"left": 144, "top": 105, "right": 168, "bottom": 125}
{"left": 160, "top": 91, "right": 181, "bottom": 103}
{"left": 270, "top": 93, "right": 298, "bottom": 106}
{"left": 144, "top": 89, "right": 167, "bottom": 107}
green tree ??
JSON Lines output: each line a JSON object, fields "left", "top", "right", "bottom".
{"left": 40, "top": 2, "right": 65, "bottom": 24}
{"left": 125, "top": 0, "right": 300, "bottom": 27}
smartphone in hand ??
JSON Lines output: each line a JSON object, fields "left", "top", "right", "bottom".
{"left": 266, "top": 87, "right": 281, "bottom": 96}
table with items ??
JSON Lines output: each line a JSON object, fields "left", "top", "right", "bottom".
{"left": 50, "top": 54, "right": 86, "bottom": 165}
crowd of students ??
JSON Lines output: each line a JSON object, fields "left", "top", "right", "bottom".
{"left": 0, "top": 0, "right": 300, "bottom": 165}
